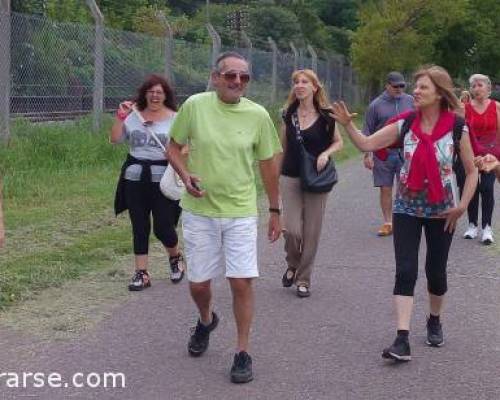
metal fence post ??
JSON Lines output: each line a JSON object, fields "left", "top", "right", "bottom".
{"left": 206, "top": 23, "right": 221, "bottom": 91}
{"left": 325, "top": 52, "right": 332, "bottom": 99}
{"left": 307, "top": 44, "right": 317, "bottom": 73}
{"left": 337, "top": 56, "right": 344, "bottom": 100}
{"left": 347, "top": 64, "right": 354, "bottom": 105}
{"left": 290, "top": 42, "right": 298, "bottom": 71}
{"left": 268, "top": 37, "right": 278, "bottom": 104}
{"left": 85, "top": 0, "right": 104, "bottom": 133}
{"left": 241, "top": 30, "right": 252, "bottom": 76}
{"left": 157, "top": 11, "right": 174, "bottom": 84}
{"left": 0, "top": 0, "right": 11, "bottom": 142}
{"left": 352, "top": 70, "right": 360, "bottom": 107}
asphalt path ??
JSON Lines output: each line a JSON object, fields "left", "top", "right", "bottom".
{"left": 1, "top": 157, "right": 499, "bottom": 400}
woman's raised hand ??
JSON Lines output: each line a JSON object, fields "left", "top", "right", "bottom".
{"left": 330, "top": 101, "right": 357, "bottom": 126}
{"left": 116, "top": 101, "right": 135, "bottom": 121}
{"left": 118, "top": 101, "right": 134, "bottom": 114}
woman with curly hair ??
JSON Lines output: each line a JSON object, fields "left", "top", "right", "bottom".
{"left": 111, "top": 74, "right": 185, "bottom": 291}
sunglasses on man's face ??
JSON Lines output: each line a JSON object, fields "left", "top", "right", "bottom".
{"left": 391, "top": 84, "right": 405, "bottom": 89}
{"left": 219, "top": 71, "right": 251, "bottom": 84}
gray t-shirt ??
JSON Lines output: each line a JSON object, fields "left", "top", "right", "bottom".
{"left": 118, "top": 112, "right": 176, "bottom": 182}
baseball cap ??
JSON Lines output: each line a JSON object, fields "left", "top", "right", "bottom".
{"left": 387, "top": 71, "right": 406, "bottom": 86}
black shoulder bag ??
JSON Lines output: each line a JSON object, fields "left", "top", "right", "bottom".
{"left": 291, "top": 112, "right": 338, "bottom": 193}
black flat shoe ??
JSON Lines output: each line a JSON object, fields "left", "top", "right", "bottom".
{"left": 282, "top": 268, "right": 295, "bottom": 287}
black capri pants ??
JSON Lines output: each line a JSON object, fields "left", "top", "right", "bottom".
{"left": 466, "top": 171, "right": 495, "bottom": 228}
{"left": 393, "top": 213, "right": 454, "bottom": 297}
{"left": 457, "top": 170, "right": 496, "bottom": 228}
{"left": 125, "top": 180, "right": 181, "bottom": 255}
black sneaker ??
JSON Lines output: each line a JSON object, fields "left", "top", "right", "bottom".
{"left": 188, "top": 311, "right": 219, "bottom": 357}
{"left": 128, "top": 270, "right": 151, "bottom": 291}
{"left": 382, "top": 336, "right": 411, "bottom": 361}
{"left": 426, "top": 318, "right": 444, "bottom": 347}
{"left": 169, "top": 253, "right": 185, "bottom": 284}
{"left": 230, "top": 351, "right": 253, "bottom": 383}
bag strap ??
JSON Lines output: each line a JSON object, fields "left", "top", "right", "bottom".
{"left": 131, "top": 105, "right": 166, "bottom": 152}
{"left": 291, "top": 112, "right": 304, "bottom": 144}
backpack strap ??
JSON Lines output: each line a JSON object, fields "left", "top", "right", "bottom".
{"left": 398, "top": 111, "right": 417, "bottom": 147}
{"left": 398, "top": 112, "right": 464, "bottom": 151}
{"left": 452, "top": 115, "right": 465, "bottom": 157}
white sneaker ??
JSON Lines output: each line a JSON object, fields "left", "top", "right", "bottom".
{"left": 463, "top": 223, "right": 478, "bottom": 239}
{"left": 481, "top": 225, "right": 494, "bottom": 245}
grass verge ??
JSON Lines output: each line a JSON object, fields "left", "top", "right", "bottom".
{"left": 0, "top": 116, "right": 132, "bottom": 308}
{"left": 0, "top": 109, "right": 364, "bottom": 338}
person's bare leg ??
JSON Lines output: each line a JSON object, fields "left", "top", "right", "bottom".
{"left": 190, "top": 280, "right": 212, "bottom": 324}
{"left": 166, "top": 244, "right": 181, "bottom": 258}
{"left": 134, "top": 254, "right": 148, "bottom": 270}
{"left": 394, "top": 295, "right": 413, "bottom": 330}
{"left": 228, "top": 278, "right": 254, "bottom": 352}
{"left": 380, "top": 186, "right": 393, "bottom": 224}
{"left": 429, "top": 293, "right": 444, "bottom": 317}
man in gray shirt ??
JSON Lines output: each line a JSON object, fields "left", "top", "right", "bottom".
{"left": 362, "top": 71, "right": 414, "bottom": 236}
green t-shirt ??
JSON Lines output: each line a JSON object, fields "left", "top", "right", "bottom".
{"left": 170, "top": 91, "right": 282, "bottom": 217}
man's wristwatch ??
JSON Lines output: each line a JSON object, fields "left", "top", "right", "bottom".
{"left": 269, "top": 207, "right": 281, "bottom": 215}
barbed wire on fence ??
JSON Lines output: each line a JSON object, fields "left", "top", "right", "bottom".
{"left": 0, "top": 10, "right": 365, "bottom": 138}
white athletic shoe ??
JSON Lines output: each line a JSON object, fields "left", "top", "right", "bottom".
{"left": 463, "top": 223, "right": 478, "bottom": 239}
{"left": 481, "top": 225, "right": 494, "bottom": 245}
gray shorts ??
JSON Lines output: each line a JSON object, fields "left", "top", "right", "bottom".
{"left": 373, "top": 151, "right": 403, "bottom": 187}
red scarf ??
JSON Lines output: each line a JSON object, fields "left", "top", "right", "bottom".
{"left": 406, "top": 111, "right": 455, "bottom": 203}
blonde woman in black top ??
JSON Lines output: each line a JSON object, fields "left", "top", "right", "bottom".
{"left": 279, "top": 69, "right": 343, "bottom": 297}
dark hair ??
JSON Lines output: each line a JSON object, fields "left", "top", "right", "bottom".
{"left": 214, "top": 51, "right": 247, "bottom": 71}
{"left": 135, "top": 74, "right": 177, "bottom": 111}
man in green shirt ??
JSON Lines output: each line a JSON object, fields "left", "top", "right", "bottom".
{"left": 167, "top": 52, "right": 282, "bottom": 384}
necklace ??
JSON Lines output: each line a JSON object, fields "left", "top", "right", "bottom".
{"left": 298, "top": 108, "right": 315, "bottom": 119}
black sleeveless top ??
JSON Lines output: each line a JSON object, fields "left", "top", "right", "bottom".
{"left": 281, "top": 112, "right": 334, "bottom": 178}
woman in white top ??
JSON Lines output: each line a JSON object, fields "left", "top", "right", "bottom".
{"left": 111, "top": 74, "right": 185, "bottom": 291}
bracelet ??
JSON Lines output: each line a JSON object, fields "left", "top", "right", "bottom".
{"left": 116, "top": 109, "right": 129, "bottom": 121}
{"left": 269, "top": 207, "right": 281, "bottom": 215}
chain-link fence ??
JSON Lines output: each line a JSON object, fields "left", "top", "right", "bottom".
{"left": 0, "top": 10, "right": 366, "bottom": 140}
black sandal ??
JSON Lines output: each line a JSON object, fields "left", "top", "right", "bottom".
{"left": 282, "top": 268, "right": 295, "bottom": 287}
{"left": 296, "top": 285, "right": 310, "bottom": 298}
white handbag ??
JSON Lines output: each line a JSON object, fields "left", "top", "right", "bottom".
{"left": 131, "top": 106, "right": 185, "bottom": 201}
{"left": 160, "top": 164, "right": 185, "bottom": 201}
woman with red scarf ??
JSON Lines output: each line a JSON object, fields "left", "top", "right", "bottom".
{"left": 461, "top": 74, "right": 500, "bottom": 244}
{"left": 331, "top": 66, "right": 478, "bottom": 361}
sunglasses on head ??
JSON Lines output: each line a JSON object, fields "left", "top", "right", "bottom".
{"left": 219, "top": 71, "right": 251, "bottom": 83}
{"left": 391, "top": 83, "right": 406, "bottom": 89}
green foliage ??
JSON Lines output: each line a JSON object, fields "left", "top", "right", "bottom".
{"left": 45, "top": 0, "right": 92, "bottom": 24}
{"left": 0, "top": 117, "right": 132, "bottom": 307}
{"left": 353, "top": 0, "right": 500, "bottom": 86}
{"left": 11, "top": 0, "right": 361, "bottom": 56}
{"left": 247, "top": 5, "right": 303, "bottom": 49}
{"left": 310, "top": 0, "right": 360, "bottom": 30}
{"left": 463, "top": 0, "right": 500, "bottom": 80}
{"left": 166, "top": 0, "right": 206, "bottom": 16}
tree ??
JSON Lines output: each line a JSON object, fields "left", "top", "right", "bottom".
{"left": 352, "top": 0, "right": 469, "bottom": 90}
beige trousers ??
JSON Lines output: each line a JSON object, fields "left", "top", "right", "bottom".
{"left": 280, "top": 176, "right": 329, "bottom": 288}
